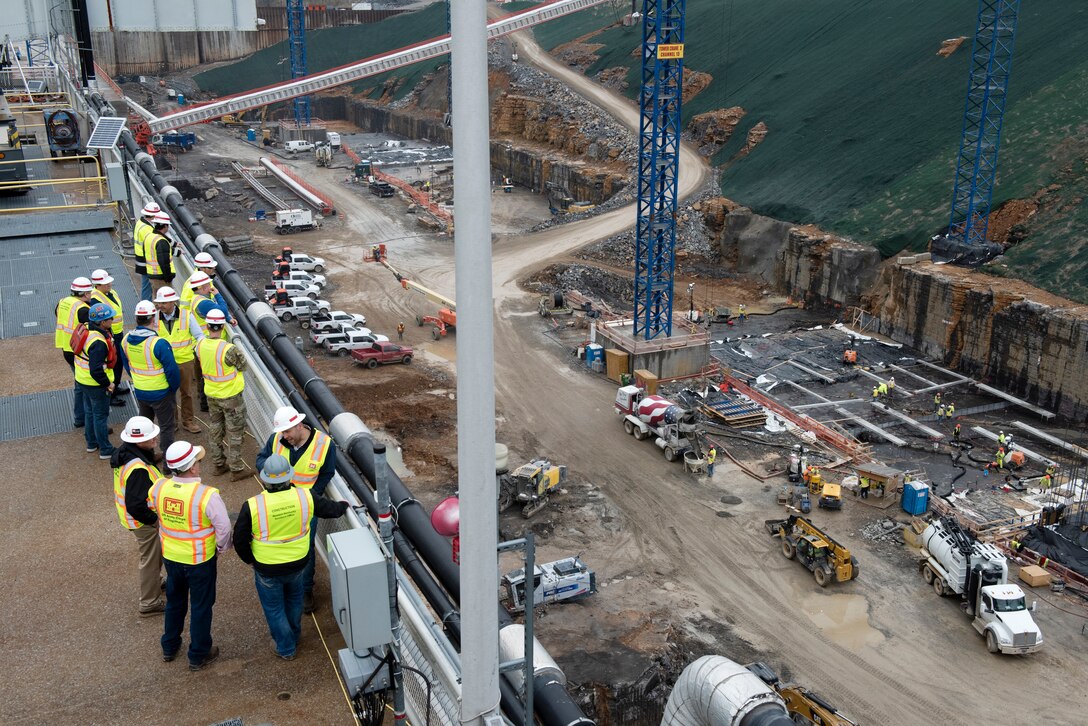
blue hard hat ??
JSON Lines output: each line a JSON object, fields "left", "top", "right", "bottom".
{"left": 88, "top": 302, "right": 115, "bottom": 323}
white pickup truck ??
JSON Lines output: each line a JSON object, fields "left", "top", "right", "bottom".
{"left": 323, "top": 328, "right": 389, "bottom": 356}
{"left": 279, "top": 270, "right": 327, "bottom": 288}
{"left": 273, "top": 296, "right": 331, "bottom": 325}
{"left": 310, "top": 310, "right": 367, "bottom": 332}
{"left": 266, "top": 279, "right": 321, "bottom": 300}
{"left": 288, "top": 253, "right": 326, "bottom": 273}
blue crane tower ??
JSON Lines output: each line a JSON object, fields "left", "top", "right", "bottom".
{"left": 939, "top": 0, "right": 1020, "bottom": 264}
{"left": 633, "top": 0, "right": 686, "bottom": 340}
{"left": 287, "top": 0, "right": 311, "bottom": 125}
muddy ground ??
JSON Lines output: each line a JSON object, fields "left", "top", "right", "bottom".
{"left": 155, "top": 34, "right": 1088, "bottom": 723}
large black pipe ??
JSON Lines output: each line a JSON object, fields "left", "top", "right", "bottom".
{"left": 106, "top": 101, "right": 589, "bottom": 725}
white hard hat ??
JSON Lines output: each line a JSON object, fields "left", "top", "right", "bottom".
{"left": 205, "top": 308, "right": 227, "bottom": 326}
{"left": 194, "top": 252, "right": 218, "bottom": 268}
{"left": 141, "top": 202, "right": 161, "bottom": 217}
{"left": 134, "top": 300, "right": 157, "bottom": 317}
{"left": 188, "top": 271, "right": 212, "bottom": 289}
{"left": 154, "top": 287, "right": 179, "bottom": 303}
{"left": 121, "top": 416, "right": 160, "bottom": 443}
{"left": 71, "top": 276, "right": 93, "bottom": 293}
{"left": 152, "top": 212, "right": 172, "bottom": 226}
{"left": 165, "top": 441, "right": 205, "bottom": 472}
{"left": 91, "top": 269, "right": 114, "bottom": 285}
{"left": 272, "top": 406, "right": 306, "bottom": 433}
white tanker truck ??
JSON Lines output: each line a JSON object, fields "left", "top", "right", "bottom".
{"left": 921, "top": 517, "right": 1043, "bottom": 655}
{"left": 615, "top": 385, "right": 698, "bottom": 462}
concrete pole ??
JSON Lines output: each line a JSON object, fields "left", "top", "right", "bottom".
{"left": 450, "top": 1, "right": 500, "bottom": 723}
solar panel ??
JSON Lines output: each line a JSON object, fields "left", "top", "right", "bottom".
{"left": 86, "top": 117, "right": 127, "bottom": 149}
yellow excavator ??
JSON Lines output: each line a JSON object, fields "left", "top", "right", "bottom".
{"left": 765, "top": 515, "right": 859, "bottom": 587}
{"left": 498, "top": 459, "right": 567, "bottom": 518}
{"left": 746, "top": 662, "right": 859, "bottom": 726}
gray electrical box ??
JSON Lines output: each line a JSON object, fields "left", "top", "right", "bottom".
{"left": 104, "top": 162, "right": 126, "bottom": 202}
{"left": 327, "top": 528, "right": 392, "bottom": 654}
{"left": 338, "top": 649, "right": 391, "bottom": 695}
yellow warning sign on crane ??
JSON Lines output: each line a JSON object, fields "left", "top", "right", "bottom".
{"left": 657, "top": 44, "right": 684, "bottom": 59}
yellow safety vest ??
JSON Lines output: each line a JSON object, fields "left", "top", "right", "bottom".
{"left": 55, "top": 296, "right": 88, "bottom": 351}
{"left": 273, "top": 430, "right": 332, "bottom": 489}
{"left": 114, "top": 457, "right": 162, "bottom": 530}
{"left": 198, "top": 337, "right": 244, "bottom": 399}
{"left": 149, "top": 477, "right": 218, "bottom": 564}
{"left": 189, "top": 292, "right": 210, "bottom": 331}
{"left": 707, "top": 449, "right": 716, "bottom": 465}
{"left": 180, "top": 276, "right": 219, "bottom": 309}
{"left": 122, "top": 333, "right": 169, "bottom": 392}
{"left": 133, "top": 218, "right": 152, "bottom": 267}
{"left": 247, "top": 488, "right": 313, "bottom": 564}
{"left": 144, "top": 233, "right": 174, "bottom": 276}
{"left": 158, "top": 308, "right": 196, "bottom": 364}
{"left": 91, "top": 288, "right": 124, "bottom": 335}
{"left": 74, "top": 330, "right": 108, "bottom": 386}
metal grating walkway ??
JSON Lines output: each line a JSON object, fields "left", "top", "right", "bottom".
{"left": 0, "top": 388, "right": 136, "bottom": 442}
{"left": 0, "top": 211, "right": 135, "bottom": 340}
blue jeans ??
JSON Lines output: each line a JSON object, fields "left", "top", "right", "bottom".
{"left": 255, "top": 568, "right": 305, "bottom": 657}
{"left": 302, "top": 517, "right": 318, "bottom": 593}
{"left": 78, "top": 383, "right": 114, "bottom": 456}
{"left": 140, "top": 275, "right": 153, "bottom": 303}
{"left": 162, "top": 557, "right": 218, "bottom": 665}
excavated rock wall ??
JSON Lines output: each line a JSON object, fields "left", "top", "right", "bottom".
{"left": 311, "top": 96, "right": 623, "bottom": 204}
{"left": 716, "top": 207, "right": 879, "bottom": 306}
{"left": 869, "top": 263, "right": 1088, "bottom": 420}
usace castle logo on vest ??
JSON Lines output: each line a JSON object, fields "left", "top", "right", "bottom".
{"left": 165, "top": 498, "right": 185, "bottom": 516}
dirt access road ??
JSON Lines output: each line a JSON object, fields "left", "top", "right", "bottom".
{"left": 190, "top": 31, "right": 1088, "bottom": 723}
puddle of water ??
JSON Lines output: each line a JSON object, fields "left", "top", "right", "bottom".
{"left": 799, "top": 593, "right": 884, "bottom": 651}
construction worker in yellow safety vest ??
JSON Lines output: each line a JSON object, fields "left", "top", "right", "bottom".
{"left": 878, "top": 381, "right": 888, "bottom": 397}
{"left": 123, "top": 300, "right": 181, "bottom": 458}
{"left": 937, "top": 404, "right": 946, "bottom": 419}
{"left": 149, "top": 440, "right": 233, "bottom": 670}
{"left": 257, "top": 406, "right": 338, "bottom": 613}
{"left": 145, "top": 212, "right": 176, "bottom": 295}
{"left": 859, "top": 476, "right": 870, "bottom": 499}
{"left": 198, "top": 308, "right": 249, "bottom": 480}
{"left": 56, "top": 276, "right": 95, "bottom": 428}
{"left": 887, "top": 376, "right": 896, "bottom": 392}
{"left": 180, "top": 252, "right": 221, "bottom": 309}
{"left": 954, "top": 423, "right": 962, "bottom": 441}
{"left": 233, "top": 454, "right": 349, "bottom": 659}
{"left": 998, "top": 430, "right": 1007, "bottom": 446}
{"left": 134, "top": 202, "right": 160, "bottom": 302}
{"left": 945, "top": 402, "right": 955, "bottom": 419}
{"left": 111, "top": 415, "right": 165, "bottom": 616}
{"left": 738, "top": 303, "right": 747, "bottom": 321}
{"left": 91, "top": 269, "right": 129, "bottom": 403}
{"left": 871, "top": 386, "right": 879, "bottom": 400}
{"left": 707, "top": 447, "right": 717, "bottom": 477}
{"left": 155, "top": 286, "right": 204, "bottom": 434}
{"left": 76, "top": 303, "right": 121, "bottom": 459}
{"left": 996, "top": 447, "right": 1006, "bottom": 469}
{"left": 934, "top": 392, "right": 942, "bottom": 409}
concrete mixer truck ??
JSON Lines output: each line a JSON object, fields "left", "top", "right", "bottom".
{"left": 615, "top": 385, "right": 698, "bottom": 462}
{"left": 920, "top": 517, "right": 1043, "bottom": 655}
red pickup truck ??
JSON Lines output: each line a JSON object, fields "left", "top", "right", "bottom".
{"left": 351, "top": 342, "right": 414, "bottom": 368}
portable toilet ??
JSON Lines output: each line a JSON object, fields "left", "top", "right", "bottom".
{"left": 585, "top": 343, "right": 603, "bottom": 368}
{"left": 246, "top": 128, "right": 257, "bottom": 142}
{"left": 901, "top": 481, "right": 930, "bottom": 516}
{"left": 177, "top": 94, "right": 186, "bottom": 106}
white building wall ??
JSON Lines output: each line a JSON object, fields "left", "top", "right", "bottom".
{"left": 88, "top": 0, "right": 259, "bottom": 32}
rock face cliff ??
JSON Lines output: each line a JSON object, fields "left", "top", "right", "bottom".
{"left": 869, "top": 262, "right": 1088, "bottom": 420}
{"left": 311, "top": 96, "right": 625, "bottom": 205}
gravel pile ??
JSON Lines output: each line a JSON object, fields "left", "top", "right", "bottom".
{"left": 525, "top": 263, "right": 634, "bottom": 309}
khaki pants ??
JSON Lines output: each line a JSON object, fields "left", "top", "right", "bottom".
{"left": 150, "top": 278, "right": 173, "bottom": 296}
{"left": 132, "top": 524, "right": 163, "bottom": 610}
{"left": 208, "top": 392, "right": 247, "bottom": 472}
{"left": 176, "top": 358, "right": 196, "bottom": 427}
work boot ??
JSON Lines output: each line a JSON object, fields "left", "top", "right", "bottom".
{"left": 111, "top": 397, "right": 127, "bottom": 407}
{"left": 213, "top": 463, "right": 229, "bottom": 476}
{"left": 162, "top": 649, "right": 179, "bottom": 663}
{"left": 114, "top": 384, "right": 131, "bottom": 395}
{"left": 230, "top": 469, "right": 250, "bottom": 482}
{"left": 138, "top": 599, "right": 166, "bottom": 617}
{"left": 182, "top": 422, "right": 202, "bottom": 434}
{"left": 303, "top": 592, "right": 315, "bottom": 614}
{"left": 189, "top": 645, "right": 220, "bottom": 672}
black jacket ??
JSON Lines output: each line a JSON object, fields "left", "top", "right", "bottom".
{"left": 111, "top": 442, "right": 162, "bottom": 527}
{"left": 234, "top": 490, "right": 349, "bottom": 575}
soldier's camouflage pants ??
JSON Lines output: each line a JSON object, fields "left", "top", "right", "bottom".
{"left": 208, "top": 392, "right": 246, "bottom": 472}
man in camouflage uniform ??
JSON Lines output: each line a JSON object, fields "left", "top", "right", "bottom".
{"left": 197, "top": 309, "right": 249, "bottom": 481}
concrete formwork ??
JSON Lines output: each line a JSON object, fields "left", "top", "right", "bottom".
{"left": 595, "top": 319, "right": 710, "bottom": 380}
